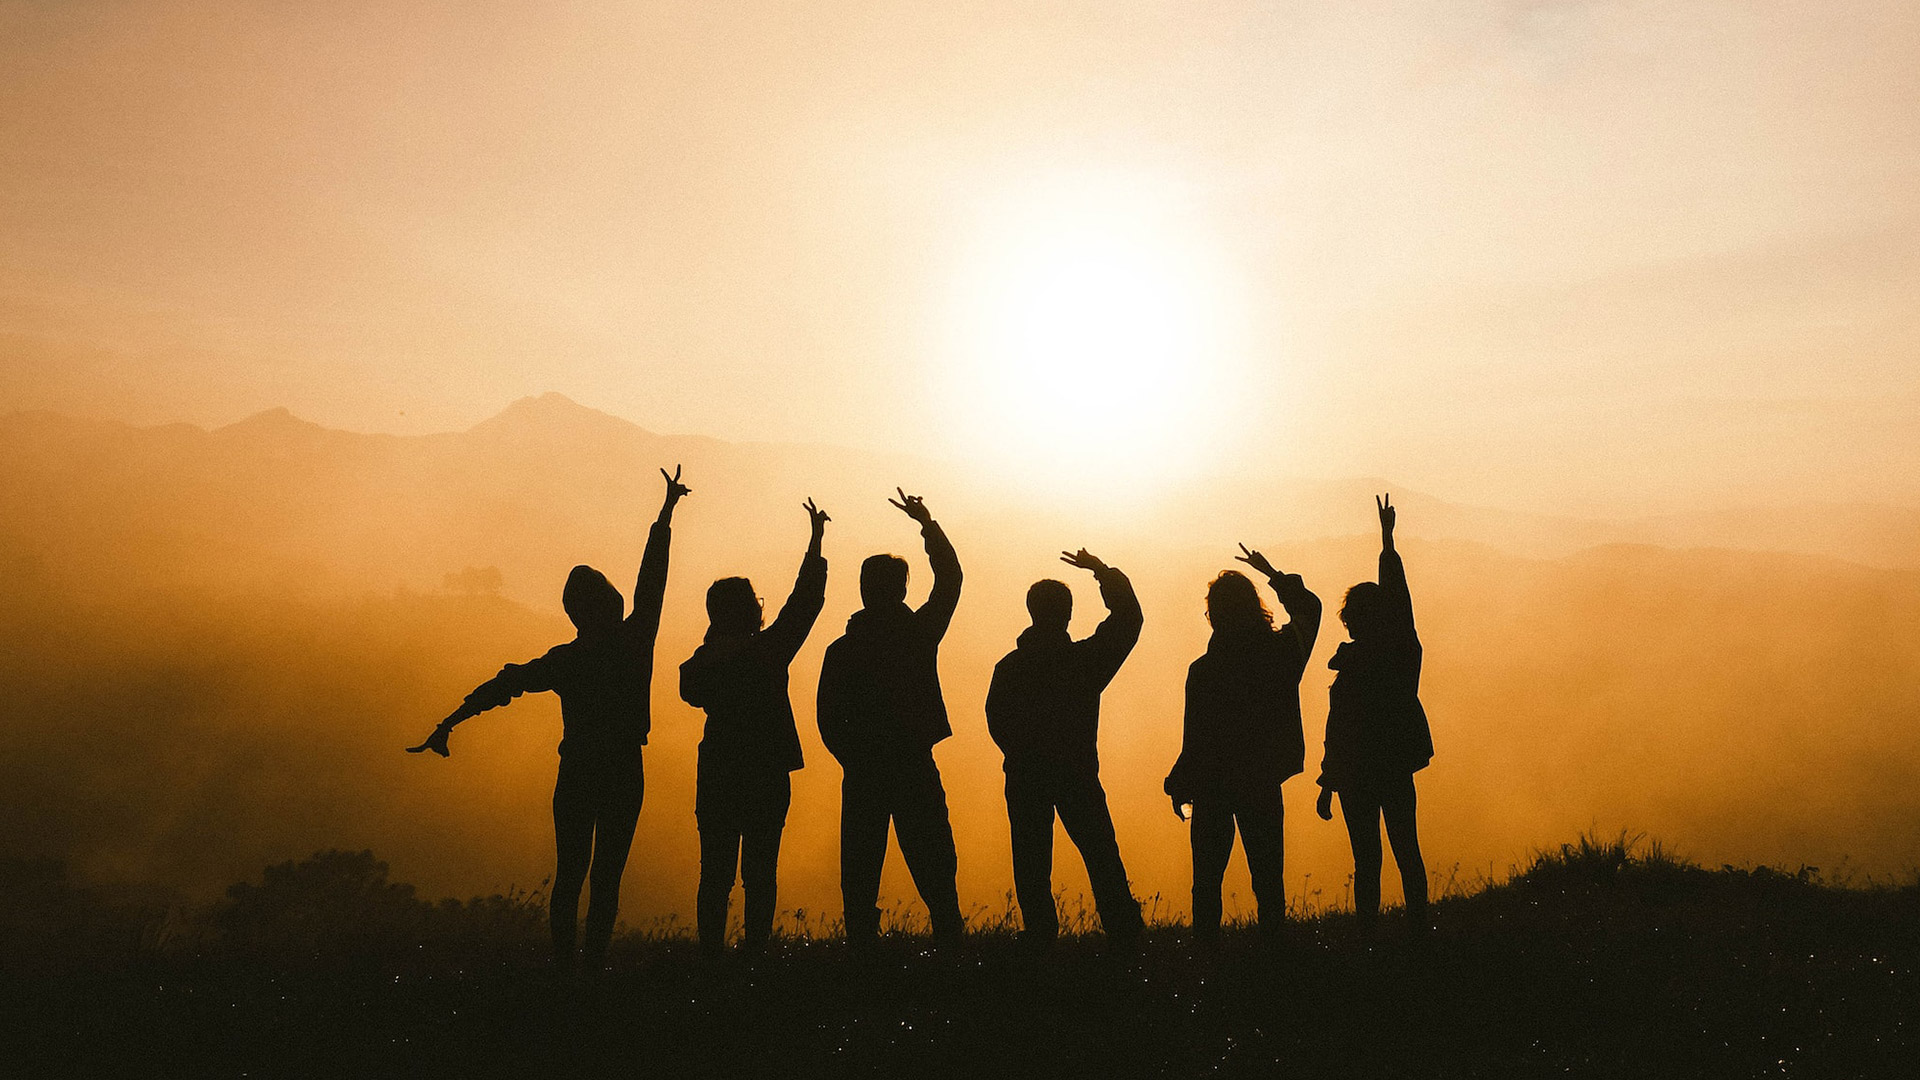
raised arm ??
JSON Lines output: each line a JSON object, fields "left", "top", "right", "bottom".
{"left": 1376, "top": 493, "right": 1415, "bottom": 636}
{"left": 405, "top": 657, "right": 553, "bottom": 757}
{"left": 1236, "top": 544, "right": 1323, "bottom": 665}
{"left": 1061, "top": 549, "right": 1142, "bottom": 683}
{"left": 628, "top": 466, "right": 691, "bottom": 639}
{"left": 762, "top": 499, "right": 831, "bottom": 664}
{"left": 890, "top": 488, "right": 962, "bottom": 639}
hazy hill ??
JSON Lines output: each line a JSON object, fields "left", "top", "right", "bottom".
{"left": 1, "top": 397, "right": 1917, "bottom": 927}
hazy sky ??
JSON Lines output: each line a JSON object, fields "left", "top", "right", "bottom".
{"left": 3, "top": 1, "right": 1917, "bottom": 513}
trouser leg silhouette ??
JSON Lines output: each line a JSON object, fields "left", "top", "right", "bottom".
{"left": 1053, "top": 771, "right": 1142, "bottom": 939}
{"left": 891, "top": 754, "right": 964, "bottom": 937}
{"left": 696, "top": 829, "right": 741, "bottom": 954}
{"left": 1380, "top": 776, "right": 1427, "bottom": 923}
{"left": 551, "top": 787, "right": 594, "bottom": 965}
{"left": 739, "top": 824, "right": 785, "bottom": 951}
{"left": 1339, "top": 789, "right": 1384, "bottom": 925}
{"left": 1236, "top": 786, "right": 1286, "bottom": 933}
{"left": 1189, "top": 801, "right": 1235, "bottom": 939}
{"left": 1005, "top": 771, "right": 1060, "bottom": 939}
{"left": 839, "top": 768, "right": 891, "bottom": 939}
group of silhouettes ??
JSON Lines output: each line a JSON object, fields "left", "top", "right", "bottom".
{"left": 408, "top": 468, "right": 1434, "bottom": 971}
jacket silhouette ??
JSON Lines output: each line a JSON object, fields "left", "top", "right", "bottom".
{"left": 1316, "top": 494, "right": 1432, "bottom": 930}
{"left": 680, "top": 501, "right": 829, "bottom": 956}
{"left": 816, "top": 490, "right": 965, "bottom": 943}
{"left": 409, "top": 467, "right": 690, "bottom": 971}
{"left": 1166, "top": 555, "right": 1321, "bottom": 940}
{"left": 985, "top": 551, "right": 1145, "bottom": 947}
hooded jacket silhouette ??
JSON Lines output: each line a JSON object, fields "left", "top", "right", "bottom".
{"left": 1318, "top": 548, "right": 1433, "bottom": 789}
{"left": 1316, "top": 503, "right": 1434, "bottom": 931}
{"left": 461, "top": 548, "right": 669, "bottom": 760}
{"left": 413, "top": 470, "right": 687, "bottom": 971}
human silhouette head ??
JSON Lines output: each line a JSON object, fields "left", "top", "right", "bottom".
{"left": 860, "top": 553, "right": 910, "bottom": 608}
{"left": 705, "top": 576, "right": 763, "bottom": 635}
{"left": 1340, "top": 581, "right": 1387, "bottom": 640}
{"left": 1205, "top": 570, "right": 1274, "bottom": 635}
{"left": 1026, "top": 579, "right": 1072, "bottom": 632}
{"left": 563, "top": 565, "right": 623, "bottom": 635}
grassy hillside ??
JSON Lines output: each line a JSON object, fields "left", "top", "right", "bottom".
{"left": 4, "top": 835, "right": 1916, "bottom": 1078}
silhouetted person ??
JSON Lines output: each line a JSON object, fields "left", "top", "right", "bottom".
{"left": 408, "top": 466, "right": 691, "bottom": 972}
{"left": 816, "top": 488, "right": 965, "bottom": 946}
{"left": 679, "top": 499, "right": 831, "bottom": 959}
{"left": 985, "top": 549, "right": 1144, "bottom": 951}
{"left": 1314, "top": 494, "right": 1433, "bottom": 933}
{"left": 1165, "top": 546, "right": 1321, "bottom": 942}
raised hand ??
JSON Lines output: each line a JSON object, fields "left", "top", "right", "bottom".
{"left": 406, "top": 724, "right": 452, "bottom": 758}
{"left": 1059, "top": 548, "right": 1109, "bottom": 575}
{"left": 1376, "top": 492, "right": 1395, "bottom": 534}
{"left": 661, "top": 465, "right": 692, "bottom": 504}
{"left": 804, "top": 497, "right": 831, "bottom": 532}
{"left": 887, "top": 487, "right": 933, "bottom": 525}
{"left": 1234, "top": 543, "right": 1279, "bottom": 579}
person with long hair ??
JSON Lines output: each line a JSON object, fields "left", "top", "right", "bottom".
{"left": 1314, "top": 494, "right": 1433, "bottom": 933}
{"left": 1165, "top": 545, "right": 1321, "bottom": 943}
{"left": 679, "top": 498, "right": 830, "bottom": 959}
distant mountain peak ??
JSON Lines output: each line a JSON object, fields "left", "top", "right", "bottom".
{"left": 215, "top": 406, "right": 329, "bottom": 437}
{"left": 467, "top": 393, "right": 655, "bottom": 440}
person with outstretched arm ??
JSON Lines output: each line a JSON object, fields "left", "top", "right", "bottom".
{"left": 985, "top": 548, "right": 1145, "bottom": 952}
{"left": 407, "top": 466, "right": 691, "bottom": 973}
{"left": 816, "top": 488, "right": 966, "bottom": 947}
{"left": 1314, "top": 494, "right": 1433, "bottom": 934}
{"left": 679, "top": 498, "right": 831, "bottom": 959}
{"left": 1165, "top": 544, "right": 1322, "bottom": 944}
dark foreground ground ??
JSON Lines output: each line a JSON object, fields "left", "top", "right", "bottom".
{"left": 4, "top": 838, "right": 1918, "bottom": 1079}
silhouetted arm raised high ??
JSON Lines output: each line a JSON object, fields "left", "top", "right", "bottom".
{"left": 890, "top": 488, "right": 962, "bottom": 640}
{"left": 1237, "top": 544, "right": 1322, "bottom": 666}
{"left": 1377, "top": 493, "right": 1414, "bottom": 637}
{"left": 1062, "top": 549, "right": 1142, "bottom": 685}
{"left": 761, "top": 499, "right": 830, "bottom": 665}
{"left": 628, "top": 466, "right": 691, "bottom": 642}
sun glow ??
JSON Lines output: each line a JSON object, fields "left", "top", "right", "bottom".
{"left": 943, "top": 173, "right": 1246, "bottom": 492}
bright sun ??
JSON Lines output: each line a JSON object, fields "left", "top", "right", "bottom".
{"left": 944, "top": 173, "right": 1243, "bottom": 491}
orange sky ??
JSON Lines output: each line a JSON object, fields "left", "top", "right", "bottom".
{"left": 3, "top": 1, "right": 1918, "bottom": 514}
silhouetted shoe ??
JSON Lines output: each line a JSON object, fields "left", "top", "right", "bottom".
{"left": 931, "top": 922, "right": 968, "bottom": 952}
{"left": 1102, "top": 930, "right": 1144, "bottom": 959}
